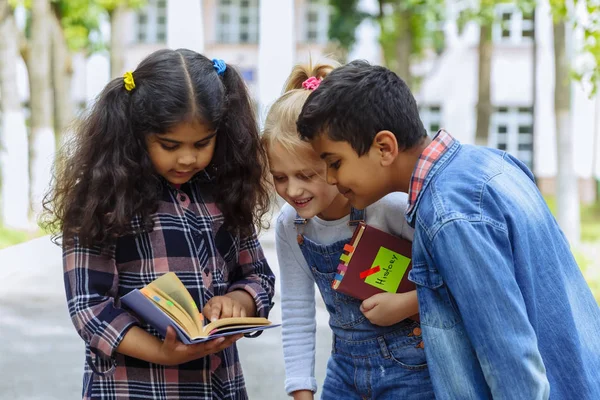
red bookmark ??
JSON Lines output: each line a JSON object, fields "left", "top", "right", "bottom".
{"left": 360, "top": 266, "right": 380, "bottom": 279}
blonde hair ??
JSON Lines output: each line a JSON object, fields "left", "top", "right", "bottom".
{"left": 263, "top": 62, "right": 339, "bottom": 159}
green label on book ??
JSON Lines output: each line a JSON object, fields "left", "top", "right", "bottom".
{"left": 364, "top": 246, "right": 411, "bottom": 293}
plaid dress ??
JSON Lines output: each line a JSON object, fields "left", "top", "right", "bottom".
{"left": 63, "top": 173, "right": 275, "bottom": 399}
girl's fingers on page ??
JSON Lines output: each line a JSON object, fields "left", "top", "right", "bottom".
{"left": 208, "top": 301, "right": 222, "bottom": 322}
{"left": 221, "top": 298, "right": 234, "bottom": 319}
{"left": 232, "top": 302, "right": 243, "bottom": 318}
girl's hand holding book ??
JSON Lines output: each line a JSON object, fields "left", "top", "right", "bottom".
{"left": 117, "top": 325, "right": 243, "bottom": 366}
{"left": 158, "top": 326, "right": 243, "bottom": 366}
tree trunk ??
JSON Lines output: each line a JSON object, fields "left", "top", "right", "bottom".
{"left": 110, "top": 5, "right": 127, "bottom": 79}
{"left": 377, "top": 0, "right": 386, "bottom": 66}
{"left": 0, "top": 2, "right": 30, "bottom": 228}
{"left": 394, "top": 8, "right": 412, "bottom": 88}
{"left": 475, "top": 24, "right": 493, "bottom": 146}
{"left": 50, "top": 10, "right": 73, "bottom": 146}
{"left": 377, "top": 1, "right": 412, "bottom": 87}
{"left": 593, "top": 81, "right": 600, "bottom": 204}
{"left": 553, "top": 21, "right": 580, "bottom": 246}
{"left": 28, "top": 0, "right": 55, "bottom": 217}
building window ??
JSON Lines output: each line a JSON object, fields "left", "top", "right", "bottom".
{"left": 419, "top": 104, "right": 442, "bottom": 134}
{"left": 305, "top": 0, "right": 329, "bottom": 44}
{"left": 216, "top": 0, "right": 259, "bottom": 44}
{"left": 493, "top": 5, "right": 534, "bottom": 44}
{"left": 489, "top": 106, "right": 533, "bottom": 168}
{"left": 136, "top": 0, "right": 167, "bottom": 44}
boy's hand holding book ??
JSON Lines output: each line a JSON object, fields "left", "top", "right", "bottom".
{"left": 292, "top": 390, "right": 314, "bottom": 400}
{"left": 360, "top": 291, "right": 419, "bottom": 326}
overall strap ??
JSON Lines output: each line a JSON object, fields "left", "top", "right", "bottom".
{"left": 296, "top": 208, "right": 365, "bottom": 226}
{"left": 348, "top": 207, "right": 366, "bottom": 226}
{"left": 294, "top": 214, "right": 308, "bottom": 225}
{"left": 294, "top": 214, "right": 308, "bottom": 244}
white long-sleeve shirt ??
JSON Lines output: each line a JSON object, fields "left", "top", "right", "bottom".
{"left": 275, "top": 192, "right": 414, "bottom": 395}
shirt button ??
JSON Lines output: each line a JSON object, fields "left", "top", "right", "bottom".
{"left": 179, "top": 195, "right": 187, "bottom": 202}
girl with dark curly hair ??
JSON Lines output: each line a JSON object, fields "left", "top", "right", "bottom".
{"left": 42, "top": 48, "right": 275, "bottom": 400}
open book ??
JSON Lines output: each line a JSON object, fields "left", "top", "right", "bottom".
{"left": 121, "top": 272, "right": 279, "bottom": 344}
{"left": 333, "top": 222, "right": 416, "bottom": 300}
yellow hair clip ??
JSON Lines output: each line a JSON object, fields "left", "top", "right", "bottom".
{"left": 123, "top": 71, "right": 135, "bottom": 91}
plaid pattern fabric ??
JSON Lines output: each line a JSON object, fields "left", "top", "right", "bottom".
{"left": 64, "top": 174, "right": 275, "bottom": 400}
{"left": 406, "top": 130, "right": 456, "bottom": 215}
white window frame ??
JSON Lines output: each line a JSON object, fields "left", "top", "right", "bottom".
{"left": 489, "top": 106, "right": 534, "bottom": 168}
{"left": 216, "top": 0, "right": 259, "bottom": 44}
{"left": 305, "top": 0, "right": 329, "bottom": 44}
{"left": 493, "top": 4, "right": 534, "bottom": 44}
{"left": 136, "top": 0, "right": 167, "bottom": 44}
{"left": 419, "top": 104, "right": 442, "bottom": 135}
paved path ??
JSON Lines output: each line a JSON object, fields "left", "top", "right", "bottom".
{"left": 0, "top": 229, "right": 332, "bottom": 399}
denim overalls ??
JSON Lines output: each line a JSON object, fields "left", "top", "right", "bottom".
{"left": 295, "top": 208, "right": 435, "bottom": 400}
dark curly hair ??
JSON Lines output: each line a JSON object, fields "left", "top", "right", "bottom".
{"left": 42, "top": 49, "right": 270, "bottom": 247}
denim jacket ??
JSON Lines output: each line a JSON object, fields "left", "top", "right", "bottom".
{"left": 406, "top": 139, "right": 600, "bottom": 399}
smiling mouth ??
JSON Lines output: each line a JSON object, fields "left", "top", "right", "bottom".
{"left": 293, "top": 197, "right": 313, "bottom": 208}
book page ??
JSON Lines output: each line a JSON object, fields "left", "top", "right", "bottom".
{"left": 142, "top": 286, "right": 200, "bottom": 337}
{"left": 148, "top": 272, "right": 204, "bottom": 333}
{"left": 200, "top": 317, "right": 271, "bottom": 337}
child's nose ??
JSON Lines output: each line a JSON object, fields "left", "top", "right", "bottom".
{"left": 286, "top": 181, "right": 303, "bottom": 197}
{"left": 326, "top": 170, "right": 338, "bottom": 185}
{"left": 178, "top": 154, "right": 197, "bottom": 166}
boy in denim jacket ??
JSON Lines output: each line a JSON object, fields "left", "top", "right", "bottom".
{"left": 296, "top": 60, "right": 600, "bottom": 400}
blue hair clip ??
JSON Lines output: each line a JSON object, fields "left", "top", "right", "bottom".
{"left": 212, "top": 58, "right": 226, "bottom": 76}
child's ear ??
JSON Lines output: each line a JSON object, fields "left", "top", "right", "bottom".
{"left": 373, "top": 130, "right": 398, "bottom": 167}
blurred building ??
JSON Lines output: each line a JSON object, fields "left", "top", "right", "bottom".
{"left": 71, "top": 0, "right": 333, "bottom": 121}
{"left": 417, "top": 0, "right": 599, "bottom": 204}
{"left": 14, "top": 0, "right": 600, "bottom": 203}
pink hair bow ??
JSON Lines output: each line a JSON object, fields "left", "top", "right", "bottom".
{"left": 302, "top": 76, "right": 322, "bottom": 90}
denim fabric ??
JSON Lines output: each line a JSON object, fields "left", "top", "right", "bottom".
{"left": 406, "top": 140, "right": 600, "bottom": 400}
{"left": 297, "top": 209, "right": 435, "bottom": 399}
{"left": 319, "top": 329, "right": 436, "bottom": 400}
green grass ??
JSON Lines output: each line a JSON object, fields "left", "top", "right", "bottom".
{"left": 582, "top": 202, "right": 600, "bottom": 242}
{"left": 544, "top": 196, "right": 600, "bottom": 304}
{"left": 544, "top": 197, "right": 600, "bottom": 242}
{"left": 575, "top": 250, "right": 600, "bottom": 304}
{"left": 0, "top": 225, "right": 44, "bottom": 250}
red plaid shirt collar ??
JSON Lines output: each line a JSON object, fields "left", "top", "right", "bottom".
{"left": 406, "top": 130, "right": 456, "bottom": 214}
